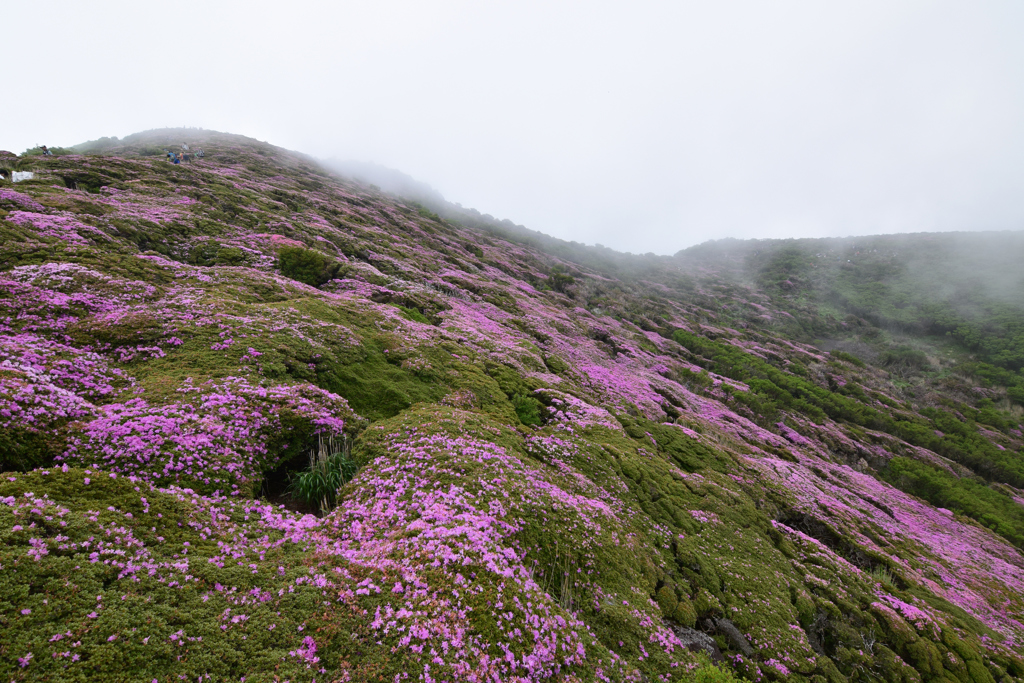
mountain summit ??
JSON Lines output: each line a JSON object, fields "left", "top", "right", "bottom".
{"left": 2, "top": 128, "right": 1023, "bottom": 682}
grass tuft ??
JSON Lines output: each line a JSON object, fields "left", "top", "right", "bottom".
{"left": 288, "top": 435, "right": 358, "bottom": 514}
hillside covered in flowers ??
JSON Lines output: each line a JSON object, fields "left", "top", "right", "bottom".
{"left": 2, "top": 129, "right": 1023, "bottom": 683}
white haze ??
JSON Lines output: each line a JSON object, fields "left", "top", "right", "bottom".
{"left": 5, "top": 0, "right": 1024, "bottom": 254}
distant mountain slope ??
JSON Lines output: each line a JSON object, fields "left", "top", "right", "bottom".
{"left": 325, "top": 159, "right": 447, "bottom": 207}
{"left": 1, "top": 128, "right": 1023, "bottom": 682}
{"left": 676, "top": 232, "right": 1024, "bottom": 351}
{"left": 674, "top": 232, "right": 1024, "bottom": 435}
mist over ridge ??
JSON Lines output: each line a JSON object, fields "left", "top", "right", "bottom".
{"left": 6, "top": 0, "right": 1024, "bottom": 254}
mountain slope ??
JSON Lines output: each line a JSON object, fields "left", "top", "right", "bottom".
{"left": 1, "top": 128, "right": 1023, "bottom": 682}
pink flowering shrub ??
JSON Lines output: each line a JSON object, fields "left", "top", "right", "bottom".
{"left": 7, "top": 211, "right": 110, "bottom": 245}
{"left": 0, "top": 188, "right": 46, "bottom": 212}
{"left": 0, "top": 366, "right": 98, "bottom": 470}
{"left": 0, "top": 333, "right": 132, "bottom": 400}
{"left": 59, "top": 378, "right": 357, "bottom": 494}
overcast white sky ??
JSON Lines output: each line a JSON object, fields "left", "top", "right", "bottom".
{"left": 6, "top": 1, "right": 1024, "bottom": 253}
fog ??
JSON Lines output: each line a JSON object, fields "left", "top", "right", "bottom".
{"left": 5, "top": 1, "right": 1024, "bottom": 254}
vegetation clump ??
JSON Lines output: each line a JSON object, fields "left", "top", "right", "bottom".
{"left": 288, "top": 436, "right": 358, "bottom": 514}
{"left": 277, "top": 245, "right": 344, "bottom": 286}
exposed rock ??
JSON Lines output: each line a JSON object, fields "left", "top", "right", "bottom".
{"left": 670, "top": 624, "right": 724, "bottom": 661}
{"left": 714, "top": 618, "right": 754, "bottom": 657}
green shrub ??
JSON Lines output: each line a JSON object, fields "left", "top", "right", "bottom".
{"left": 215, "top": 247, "right": 246, "bottom": 266}
{"left": 512, "top": 393, "right": 544, "bottom": 426}
{"left": 689, "top": 660, "right": 743, "bottom": 682}
{"left": 548, "top": 265, "right": 575, "bottom": 293}
{"left": 673, "top": 597, "right": 698, "bottom": 627}
{"left": 878, "top": 346, "right": 930, "bottom": 373}
{"left": 831, "top": 350, "right": 865, "bottom": 368}
{"left": 655, "top": 585, "right": 678, "bottom": 616}
{"left": 544, "top": 355, "right": 570, "bottom": 374}
{"left": 399, "top": 305, "right": 430, "bottom": 324}
{"left": 0, "top": 429, "right": 56, "bottom": 472}
{"left": 976, "top": 400, "right": 1009, "bottom": 430}
{"left": 277, "top": 246, "right": 343, "bottom": 287}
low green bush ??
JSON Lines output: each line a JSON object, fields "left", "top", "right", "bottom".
{"left": 277, "top": 246, "right": 343, "bottom": 287}
{"left": 399, "top": 305, "right": 430, "bottom": 324}
{"left": 879, "top": 345, "right": 930, "bottom": 372}
{"left": 830, "top": 350, "right": 865, "bottom": 367}
{"left": 689, "top": 661, "right": 743, "bottom": 682}
{"left": 548, "top": 265, "right": 575, "bottom": 293}
{"left": 511, "top": 393, "right": 544, "bottom": 426}
{"left": 0, "top": 429, "right": 56, "bottom": 472}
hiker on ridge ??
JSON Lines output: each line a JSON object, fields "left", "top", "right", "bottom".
{"left": 181, "top": 143, "right": 190, "bottom": 152}
{"left": 41, "top": 145, "right": 53, "bottom": 156}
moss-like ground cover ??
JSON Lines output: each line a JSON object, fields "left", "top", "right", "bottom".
{"left": 1, "top": 129, "right": 1023, "bottom": 681}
